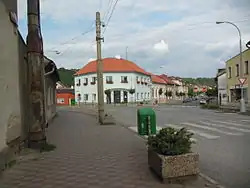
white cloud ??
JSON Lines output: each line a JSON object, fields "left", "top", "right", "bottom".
{"left": 153, "top": 40, "right": 169, "bottom": 53}
{"left": 18, "top": 0, "right": 250, "bottom": 77}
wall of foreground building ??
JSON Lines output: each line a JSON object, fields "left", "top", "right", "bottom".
{"left": 0, "top": 0, "right": 24, "bottom": 170}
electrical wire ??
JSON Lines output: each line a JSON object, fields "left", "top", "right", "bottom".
{"left": 103, "top": 0, "right": 113, "bottom": 22}
{"left": 102, "top": 0, "right": 119, "bottom": 34}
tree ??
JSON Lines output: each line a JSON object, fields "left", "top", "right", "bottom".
{"left": 188, "top": 88, "right": 194, "bottom": 97}
{"left": 158, "top": 88, "right": 163, "bottom": 96}
{"left": 175, "top": 91, "right": 180, "bottom": 96}
{"left": 165, "top": 90, "right": 172, "bottom": 97}
{"left": 104, "top": 89, "right": 111, "bottom": 95}
{"left": 206, "top": 87, "right": 218, "bottom": 97}
{"left": 129, "top": 88, "right": 135, "bottom": 94}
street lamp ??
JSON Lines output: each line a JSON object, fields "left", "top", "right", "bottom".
{"left": 216, "top": 21, "right": 246, "bottom": 112}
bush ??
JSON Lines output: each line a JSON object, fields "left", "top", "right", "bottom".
{"left": 200, "top": 104, "right": 219, "bottom": 109}
{"left": 148, "top": 127, "right": 194, "bottom": 156}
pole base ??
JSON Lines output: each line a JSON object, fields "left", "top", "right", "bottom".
{"left": 240, "top": 98, "right": 246, "bottom": 113}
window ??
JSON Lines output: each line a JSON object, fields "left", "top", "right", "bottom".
{"left": 141, "top": 77, "right": 144, "bottom": 83}
{"left": 106, "top": 76, "right": 113, "bottom": 84}
{"left": 92, "top": 94, "right": 96, "bottom": 101}
{"left": 76, "top": 79, "right": 81, "bottom": 86}
{"left": 148, "top": 92, "right": 150, "bottom": 98}
{"left": 84, "top": 78, "right": 88, "bottom": 85}
{"left": 137, "top": 93, "right": 139, "bottom": 99}
{"left": 228, "top": 67, "right": 232, "bottom": 78}
{"left": 236, "top": 64, "right": 239, "bottom": 76}
{"left": 121, "top": 76, "right": 128, "bottom": 83}
{"left": 84, "top": 94, "right": 88, "bottom": 101}
{"left": 91, "top": 77, "right": 96, "bottom": 85}
{"left": 245, "top": 61, "right": 249, "bottom": 75}
{"left": 141, "top": 93, "right": 143, "bottom": 99}
{"left": 136, "top": 76, "right": 140, "bottom": 83}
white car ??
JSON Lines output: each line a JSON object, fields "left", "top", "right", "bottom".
{"left": 199, "top": 99, "right": 207, "bottom": 104}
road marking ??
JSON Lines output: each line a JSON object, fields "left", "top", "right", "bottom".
{"left": 165, "top": 124, "right": 219, "bottom": 140}
{"left": 181, "top": 122, "right": 242, "bottom": 136}
{"left": 241, "top": 119, "right": 250, "bottom": 122}
{"left": 200, "top": 121, "right": 250, "bottom": 133}
{"left": 209, "top": 120, "right": 250, "bottom": 129}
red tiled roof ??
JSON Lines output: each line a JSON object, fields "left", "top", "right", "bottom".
{"left": 75, "top": 58, "right": 150, "bottom": 75}
{"left": 159, "top": 74, "right": 175, "bottom": 85}
{"left": 149, "top": 74, "right": 167, "bottom": 84}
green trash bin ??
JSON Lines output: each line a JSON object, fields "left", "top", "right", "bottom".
{"left": 137, "top": 108, "right": 156, "bottom": 136}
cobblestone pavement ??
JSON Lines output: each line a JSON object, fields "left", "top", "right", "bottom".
{"left": 0, "top": 110, "right": 217, "bottom": 188}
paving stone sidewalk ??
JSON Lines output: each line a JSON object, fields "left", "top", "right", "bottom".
{"left": 0, "top": 110, "right": 217, "bottom": 188}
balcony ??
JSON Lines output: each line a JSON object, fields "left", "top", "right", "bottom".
{"left": 141, "top": 81, "right": 144, "bottom": 84}
{"left": 137, "top": 80, "right": 140, "bottom": 84}
{"left": 106, "top": 81, "right": 114, "bottom": 84}
{"left": 121, "top": 80, "right": 128, "bottom": 83}
{"left": 83, "top": 83, "right": 88, "bottom": 86}
{"left": 90, "top": 81, "right": 96, "bottom": 85}
{"left": 76, "top": 83, "right": 80, "bottom": 86}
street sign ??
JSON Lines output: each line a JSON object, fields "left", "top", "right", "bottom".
{"left": 239, "top": 78, "right": 247, "bottom": 85}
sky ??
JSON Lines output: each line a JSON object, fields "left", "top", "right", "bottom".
{"left": 17, "top": 0, "right": 250, "bottom": 77}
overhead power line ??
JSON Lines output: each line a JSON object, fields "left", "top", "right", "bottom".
{"left": 102, "top": 0, "right": 119, "bottom": 34}
{"left": 103, "top": 0, "right": 113, "bottom": 22}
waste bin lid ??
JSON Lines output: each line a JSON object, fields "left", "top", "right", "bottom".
{"left": 137, "top": 108, "right": 155, "bottom": 115}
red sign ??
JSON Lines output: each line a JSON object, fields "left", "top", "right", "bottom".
{"left": 239, "top": 78, "right": 247, "bottom": 85}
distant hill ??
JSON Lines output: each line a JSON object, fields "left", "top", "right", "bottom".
{"left": 57, "top": 68, "right": 78, "bottom": 87}
{"left": 182, "top": 77, "right": 216, "bottom": 86}
{"left": 57, "top": 67, "right": 216, "bottom": 87}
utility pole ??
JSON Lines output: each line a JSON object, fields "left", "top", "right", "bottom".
{"left": 96, "top": 12, "right": 105, "bottom": 124}
{"left": 26, "top": 0, "right": 46, "bottom": 148}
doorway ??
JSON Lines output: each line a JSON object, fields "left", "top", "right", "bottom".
{"left": 123, "top": 91, "right": 128, "bottom": 103}
{"left": 114, "top": 90, "right": 121, "bottom": 103}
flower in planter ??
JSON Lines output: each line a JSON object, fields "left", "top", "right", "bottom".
{"left": 148, "top": 127, "right": 194, "bottom": 156}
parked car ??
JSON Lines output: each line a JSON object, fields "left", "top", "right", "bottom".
{"left": 199, "top": 99, "right": 207, "bottom": 104}
{"left": 183, "top": 98, "right": 191, "bottom": 103}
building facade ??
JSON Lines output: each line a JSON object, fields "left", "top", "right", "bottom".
{"left": 56, "top": 88, "right": 75, "bottom": 105}
{"left": 217, "top": 69, "right": 227, "bottom": 105}
{"left": 226, "top": 49, "right": 250, "bottom": 103}
{"left": 74, "top": 57, "right": 152, "bottom": 104}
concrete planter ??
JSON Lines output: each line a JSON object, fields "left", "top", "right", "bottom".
{"left": 148, "top": 147, "right": 199, "bottom": 183}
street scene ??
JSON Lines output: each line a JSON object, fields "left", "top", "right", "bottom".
{"left": 1, "top": 0, "right": 250, "bottom": 188}
{"left": 103, "top": 105, "right": 250, "bottom": 188}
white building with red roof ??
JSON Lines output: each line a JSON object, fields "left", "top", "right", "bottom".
{"left": 74, "top": 57, "right": 152, "bottom": 104}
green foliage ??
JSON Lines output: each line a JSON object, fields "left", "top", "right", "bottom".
{"left": 165, "top": 90, "right": 172, "bottom": 97}
{"left": 188, "top": 88, "right": 194, "bottom": 97}
{"left": 57, "top": 67, "right": 79, "bottom": 86}
{"left": 129, "top": 88, "right": 135, "bottom": 94}
{"left": 200, "top": 104, "right": 219, "bottom": 109}
{"left": 148, "top": 127, "right": 194, "bottom": 156}
{"left": 158, "top": 88, "right": 163, "bottom": 96}
{"left": 104, "top": 89, "right": 111, "bottom": 95}
{"left": 206, "top": 87, "right": 218, "bottom": 97}
{"left": 182, "top": 77, "right": 216, "bottom": 87}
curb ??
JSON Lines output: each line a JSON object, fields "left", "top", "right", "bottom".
{"left": 117, "top": 122, "right": 226, "bottom": 188}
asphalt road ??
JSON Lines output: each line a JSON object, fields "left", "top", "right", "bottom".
{"left": 106, "top": 105, "right": 250, "bottom": 188}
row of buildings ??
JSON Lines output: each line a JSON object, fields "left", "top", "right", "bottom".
{"left": 217, "top": 48, "right": 250, "bottom": 105}
{"left": 73, "top": 57, "right": 189, "bottom": 104}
